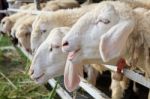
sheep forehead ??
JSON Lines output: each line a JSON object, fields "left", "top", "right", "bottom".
{"left": 39, "top": 23, "right": 49, "bottom": 31}
{"left": 48, "top": 33, "right": 62, "bottom": 46}
{"left": 68, "top": 12, "right": 94, "bottom": 33}
{"left": 2, "top": 17, "right": 9, "bottom": 22}
{"left": 98, "top": 4, "right": 118, "bottom": 19}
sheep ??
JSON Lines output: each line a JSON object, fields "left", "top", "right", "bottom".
{"left": 29, "top": 27, "right": 100, "bottom": 85}
{"left": 62, "top": 2, "right": 150, "bottom": 98}
{"left": 10, "top": 14, "right": 34, "bottom": 45}
{"left": 0, "top": 4, "right": 33, "bottom": 35}
{"left": 99, "top": 6, "right": 150, "bottom": 99}
{"left": 15, "top": 15, "right": 36, "bottom": 53}
{"left": 10, "top": 14, "right": 31, "bottom": 38}
{"left": 0, "top": 12, "right": 25, "bottom": 35}
{"left": 31, "top": 4, "right": 97, "bottom": 53}
{"left": 61, "top": 1, "right": 136, "bottom": 98}
{"left": 42, "top": 0, "right": 80, "bottom": 11}
{"left": 0, "top": 2, "right": 46, "bottom": 35}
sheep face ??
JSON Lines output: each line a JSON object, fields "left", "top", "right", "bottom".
{"left": 62, "top": 4, "right": 120, "bottom": 63}
{"left": 29, "top": 27, "right": 69, "bottom": 84}
{"left": 1, "top": 17, "right": 13, "bottom": 34}
{"left": 31, "top": 15, "right": 55, "bottom": 53}
{"left": 16, "top": 25, "right": 32, "bottom": 53}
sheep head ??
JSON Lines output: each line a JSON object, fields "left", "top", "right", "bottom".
{"left": 0, "top": 17, "right": 13, "bottom": 34}
{"left": 62, "top": 4, "right": 135, "bottom": 92}
{"left": 62, "top": 4, "right": 120, "bottom": 63}
{"left": 29, "top": 27, "right": 70, "bottom": 84}
{"left": 31, "top": 13, "right": 55, "bottom": 53}
{"left": 16, "top": 24, "right": 32, "bottom": 53}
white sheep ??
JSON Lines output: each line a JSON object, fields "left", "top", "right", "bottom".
{"left": 0, "top": 2, "right": 46, "bottom": 35}
{"left": 61, "top": 1, "right": 136, "bottom": 98}
{"left": 62, "top": 2, "right": 150, "bottom": 98}
{"left": 29, "top": 27, "right": 99, "bottom": 85}
{"left": 0, "top": 13, "right": 25, "bottom": 34}
{"left": 15, "top": 15, "right": 36, "bottom": 53}
{"left": 10, "top": 14, "right": 31, "bottom": 38}
{"left": 31, "top": 4, "right": 97, "bottom": 53}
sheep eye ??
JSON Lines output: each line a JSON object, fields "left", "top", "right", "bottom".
{"left": 42, "top": 30, "right": 46, "bottom": 33}
{"left": 97, "top": 19, "right": 110, "bottom": 24}
{"left": 49, "top": 47, "right": 52, "bottom": 52}
{"left": 25, "top": 33, "right": 29, "bottom": 36}
{"left": 54, "top": 45, "right": 60, "bottom": 48}
{"left": 49, "top": 45, "right": 53, "bottom": 52}
{"left": 100, "top": 19, "right": 110, "bottom": 24}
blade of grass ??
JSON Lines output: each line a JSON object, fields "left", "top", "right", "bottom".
{"left": 0, "top": 71, "right": 17, "bottom": 90}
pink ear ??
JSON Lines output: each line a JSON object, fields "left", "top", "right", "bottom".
{"left": 64, "top": 60, "right": 83, "bottom": 92}
{"left": 99, "top": 19, "right": 135, "bottom": 62}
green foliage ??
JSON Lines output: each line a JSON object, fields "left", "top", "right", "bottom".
{"left": 0, "top": 36, "right": 12, "bottom": 47}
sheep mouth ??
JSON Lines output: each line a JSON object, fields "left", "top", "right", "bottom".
{"left": 68, "top": 49, "right": 80, "bottom": 61}
{"left": 33, "top": 73, "right": 45, "bottom": 81}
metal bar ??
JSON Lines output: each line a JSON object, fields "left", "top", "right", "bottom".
{"left": 104, "top": 64, "right": 150, "bottom": 89}
{"left": 0, "top": 10, "right": 8, "bottom": 14}
{"left": 48, "top": 79, "right": 72, "bottom": 99}
{"left": 7, "top": 8, "right": 51, "bottom": 14}
{"left": 16, "top": 0, "right": 34, "bottom": 3}
{"left": 80, "top": 78, "right": 110, "bottom": 99}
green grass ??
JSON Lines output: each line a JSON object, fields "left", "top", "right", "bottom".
{"left": 0, "top": 36, "right": 60, "bottom": 99}
{"left": 0, "top": 35, "right": 12, "bottom": 47}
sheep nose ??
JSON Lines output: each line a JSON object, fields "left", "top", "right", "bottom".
{"left": 29, "top": 69, "right": 34, "bottom": 75}
{"left": 26, "top": 48, "right": 31, "bottom": 53}
{"left": 62, "top": 41, "right": 69, "bottom": 47}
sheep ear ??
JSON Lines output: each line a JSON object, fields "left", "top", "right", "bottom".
{"left": 64, "top": 60, "right": 83, "bottom": 92}
{"left": 99, "top": 19, "right": 135, "bottom": 62}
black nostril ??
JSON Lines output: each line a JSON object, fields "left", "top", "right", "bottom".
{"left": 63, "top": 41, "right": 69, "bottom": 46}
{"left": 26, "top": 48, "right": 30, "bottom": 52}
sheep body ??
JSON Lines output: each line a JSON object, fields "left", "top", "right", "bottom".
{"left": 43, "top": 0, "right": 80, "bottom": 11}
{"left": 124, "top": 8, "right": 150, "bottom": 78}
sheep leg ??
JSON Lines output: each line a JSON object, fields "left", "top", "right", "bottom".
{"left": 144, "top": 44, "right": 150, "bottom": 78}
{"left": 111, "top": 72, "right": 129, "bottom": 99}
{"left": 84, "top": 64, "right": 98, "bottom": 86}
{"left": 120, "top": 76, "right": 130, "bottom": 92}
{"left": 148, "top": 90, "right": 150, "bottom": 99}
